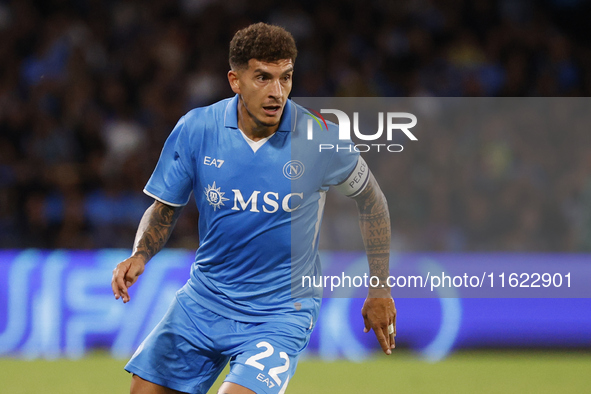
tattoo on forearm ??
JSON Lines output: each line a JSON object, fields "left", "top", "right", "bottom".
{"left": 133, "top": 201, "right": 182, "bottom": 262}
{"left": 354, "top": 173, "right": 391, "bottom": 285}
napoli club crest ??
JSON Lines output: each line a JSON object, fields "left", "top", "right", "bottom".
{"left": 283, "top": 160, "right": 305, "bottom": 180}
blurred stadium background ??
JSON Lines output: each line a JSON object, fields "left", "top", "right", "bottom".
{"left": 1, "top": 0, "right": 591, "bottom": 392}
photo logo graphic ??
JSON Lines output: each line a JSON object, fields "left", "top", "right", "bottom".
{"left": 304, "top": 108, "right": 417, "bottom": 153}
{"left": 304, "top": 107, "right": 328, "bottom": 131}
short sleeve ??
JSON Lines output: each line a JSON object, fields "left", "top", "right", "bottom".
{"left": 323, "top": 141, "right": 370, "bottom": 198}
{"left": 144, "top": 116, "right": 194, "bottom": 206}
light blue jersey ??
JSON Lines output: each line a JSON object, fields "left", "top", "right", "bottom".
{"left": 144, "top": 95, "right": 366, "bottom": 329}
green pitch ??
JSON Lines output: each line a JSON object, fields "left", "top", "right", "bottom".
{"left": 0, "top": 350, "right": 589, "bottom": 393}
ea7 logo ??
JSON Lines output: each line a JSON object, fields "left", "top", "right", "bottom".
{"left": 204, "top": 156, "right": 224, "bottom": 168}
{"left": 256, "top": 373, "right": 276, "bottom": 389}
{"left": 306, "top": 110, "right": 417, "bottom": 141}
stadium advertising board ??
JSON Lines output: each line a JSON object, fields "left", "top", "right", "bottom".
{"left": 1, "top": 250, "right": 590, "bottom": 360}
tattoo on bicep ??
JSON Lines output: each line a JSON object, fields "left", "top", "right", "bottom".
{"left": 134, "top": 202, "right": 182, "bottom": 261}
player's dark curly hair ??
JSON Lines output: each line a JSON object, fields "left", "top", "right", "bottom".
{"left": 229, "top": 23, "right": 297, "bottom": 70}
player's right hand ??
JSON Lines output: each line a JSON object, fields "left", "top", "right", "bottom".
{"left": 111, "top": 256, "right": 146, "bottom": 303}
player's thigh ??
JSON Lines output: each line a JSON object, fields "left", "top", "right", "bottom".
{"left": 126, "top": 291, "right": 230, "bottom": 393}
{"left": 131, "top": 374, "right": 186, "bottom": 394}
{"left": 223, "top": 323, "right": 310, "bottom": 394}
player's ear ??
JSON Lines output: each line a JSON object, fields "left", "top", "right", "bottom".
{"left": 228, "top": 70, "right": 241, "bottom": 94}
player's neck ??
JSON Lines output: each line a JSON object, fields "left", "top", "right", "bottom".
{"left": 237, "top": 102, "right": 278, "bottom": 141}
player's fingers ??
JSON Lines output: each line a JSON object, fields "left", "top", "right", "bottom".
{"left": 111, "top": 273, "right": 121, "bottom": 300}
{"left": 122, "top": 261, "right": 146, "bottom": 302}
{"left": 124, "top": 262, "right": 145, "bottom": 287}
{"left": 113, "top": 264, "right": 131, "bottom": 302}
{"left": 374, "top": 325, "right": 391, "bottom": 355}
{"left": 111, "top": 266, "right": 125, "bottom": 299}
{"left": 363, "top": 314, "right": 370, "bottom": 333}
{"left": 382, "top": 324, "right": 392, "bottom": 350}
{"left": 390, "top": 333, "right": 396, "bottom": 349}
{"left": 124, "top": 268, "right": 139, "bottom": 287}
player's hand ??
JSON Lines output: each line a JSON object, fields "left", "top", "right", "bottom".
{"left": 361, "top": 294, "right": 396, "bottom": 355}
{"left": 111, "top": 255, "right": 146, "bottom": 303}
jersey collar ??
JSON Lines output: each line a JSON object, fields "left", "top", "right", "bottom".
{"left": 224, "top": 94, "right": 295, "bottom": 132}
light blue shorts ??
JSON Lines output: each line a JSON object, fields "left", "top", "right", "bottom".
{"left": 125, "top": 289, "right": 311, "bottom": 394}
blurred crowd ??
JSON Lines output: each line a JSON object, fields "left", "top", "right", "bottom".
{"left": 320, "top": 98, "right": 591, "bottom": 252}
{"left": 1, "top": 0, "right": 591, "bottom": 251}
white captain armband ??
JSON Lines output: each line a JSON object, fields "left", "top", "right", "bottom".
{"left": 333, "top": 157, "right": 370, "bottom": 198}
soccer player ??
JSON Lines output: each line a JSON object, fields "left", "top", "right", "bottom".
{"left": 111, "top": 23, "right": 396, "bottom": 394}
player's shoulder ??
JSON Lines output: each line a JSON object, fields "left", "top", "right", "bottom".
{"left": 182, "top": 97, "right": 233, "bottom": 130}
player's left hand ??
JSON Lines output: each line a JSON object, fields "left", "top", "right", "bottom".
{"left": 361, "top": 295, "right": 396, "bottom": 355}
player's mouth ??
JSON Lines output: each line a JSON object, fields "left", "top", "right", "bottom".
{"left": 262, "top": 104, "right": 282, "bottom": 116}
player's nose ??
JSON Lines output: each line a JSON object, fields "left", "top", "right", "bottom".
{"left": 268, "top": 79, "right": 283, "bottom": 100}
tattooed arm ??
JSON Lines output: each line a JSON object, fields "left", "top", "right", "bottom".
{"left": 353, "top": 171, "right": 397, "bottom": 354}
{"left": 112, "top": 200, "right": 183, "bottom": 303}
